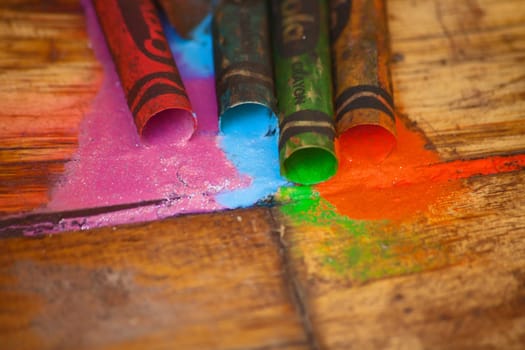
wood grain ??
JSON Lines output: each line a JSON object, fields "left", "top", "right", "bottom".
{"left": 0, "top": 0, "right": 101, "bottom": 215}
{"left": 0, "top": 208, "right": 310, "bottom": 350}
{"left": 389, "top": 0, "right": 525, "bottom": 160}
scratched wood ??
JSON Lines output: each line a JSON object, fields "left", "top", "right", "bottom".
{"left": 0, "top": 208, "right": 310, "bottom": 350}
{"left": 274, "top": 0, "right": 525, "bottom": 349}
{"left": 389, "top": 0, "right": 525, "bottom": 160}
{"left": 0, "top": 0, "right": 524, "bottom": 349}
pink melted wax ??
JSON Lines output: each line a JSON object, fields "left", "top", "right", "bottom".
{"left": 44, "top": 0, "right": 249, "bottom": 229}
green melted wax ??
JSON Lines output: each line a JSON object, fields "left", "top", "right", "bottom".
{"left": 278, "top": 186, "right": 448, "bottom": 282}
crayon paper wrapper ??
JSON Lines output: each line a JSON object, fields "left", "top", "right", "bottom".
{"left": 93, "top": 0, "right": 195, "bottom": 138}
{"left": 272, "top": 0, "right": 337, "bottom": 185}
{"left": 213, "top": 0, "right": 277, "bottom": 123}
{"left": 330, "top": 0, "right": 396, "bottom": 136}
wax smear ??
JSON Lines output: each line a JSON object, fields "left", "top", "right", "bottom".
{"left": 278, "top": 186, "right": 452, "bottom": 282}
{"left": 279, "top": 130, "right": 525, "bottom": 283}
{"left": 163, "top": 14, "right": 215, "bottom": 80}
{"left": 40, "top": 0, "right": 249, "bottom": 232}
{"left": 216, "top": 104, "right": 289, "bottom": 207}
{"left": 317, "top": 118, "right": 525, "bottom": 221}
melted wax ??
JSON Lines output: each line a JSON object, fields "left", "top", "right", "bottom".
{"left": 45, "top": 0, "right": 250, "bottom": 229}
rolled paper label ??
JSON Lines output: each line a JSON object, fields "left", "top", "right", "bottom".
{"left": 330, "top": 0, "right": 396, "bottom": 136}
{"left": 157, "top": 0, "right": 212, "bottom": 37}
{"left": 213, "top": 0, "right": 277, "bottom": 131}
{"left": 271, "top": 0, "right": 337, "bottom": 185}
{"left": 93, "top": 0, "right": 195, "bottom": 138}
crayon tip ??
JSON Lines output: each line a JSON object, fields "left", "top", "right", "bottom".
{"left": 141, "top": 109, "right": 196, "bottom": 145}
{"left": 220, "top": 104, "right": 276, "bottom": 137}
{"left": 284, "top": 147, "right": 338, "bottom": 185}
{"left": 339, "top": 125, "right": 396, "bottom": 164}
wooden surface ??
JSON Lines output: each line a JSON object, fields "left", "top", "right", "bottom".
{"left": 1, "top": 0, "right": 525, "bottom": 349}
{"left": 275, "top": 170, "right": 525, "bottom": 349}
{"left": 1, "top": 209, "right": 309, "bottom": 350}
{"left": 0, "top": 0, "right": 101, "bottom": 214}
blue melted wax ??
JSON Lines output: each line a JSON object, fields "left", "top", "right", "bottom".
{"left": 164, "top": 15, "right": 289, "bottom": 208}
{"left": 164, "top": 14, "right": 215, "bottom": 79}
{"left": 217, "top": 104, "right": 289, "bottom": 207}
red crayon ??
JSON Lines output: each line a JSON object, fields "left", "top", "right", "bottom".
{"left": 93, "top": 0, "right": 195, "bottom": 139}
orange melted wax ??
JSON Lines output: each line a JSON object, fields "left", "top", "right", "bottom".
{"left": 316, "top": 119, "right": 525, "bottom": 221}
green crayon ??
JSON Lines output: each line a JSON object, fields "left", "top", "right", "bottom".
{"left": 213, "top": 0, "right": 277, "bottom": 132}
{"left": 271, "top": 0, "right": 337, "bottom": 185}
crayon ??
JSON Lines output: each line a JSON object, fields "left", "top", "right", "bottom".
{"left": 213, "top": 0, "right": 277, "bottom": 132}
{"left": 330, "top": 0, "right": 396, "bottom": 137}
{"left": 93, "top": 0, "right": 195, "bottom": 139}
{"left": 156, "top": 0, "right": 212, "bottom": 37}
{"left": 271, "top": 0, "right": 337, "bottom": 185}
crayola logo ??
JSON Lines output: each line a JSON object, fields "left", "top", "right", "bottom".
{"left": 274, "top": 0, "right": 320, "bottom": 57}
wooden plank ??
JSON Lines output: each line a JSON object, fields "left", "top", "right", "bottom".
{"left": 0, "top": 208, "right": 310, "bottom": 350}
